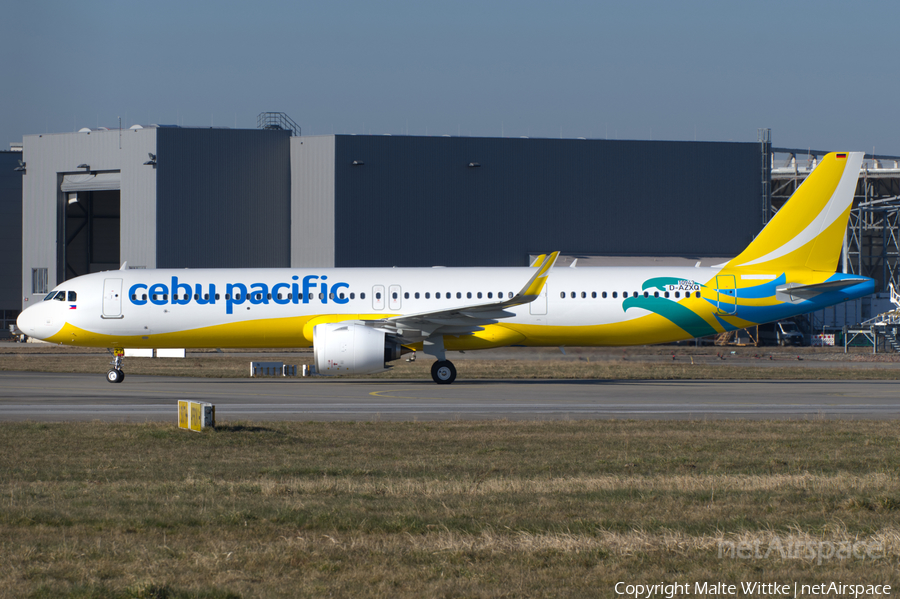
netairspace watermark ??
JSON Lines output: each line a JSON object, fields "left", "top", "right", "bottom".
{"left": 717, "top": 536, "right": 884, "bottom": 565}
{"left": 614, "top": 581, "right": 892, "bottom": 598}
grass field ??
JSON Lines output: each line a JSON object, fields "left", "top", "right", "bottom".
{"left": 3, "top": 343, "right": 900, "bottom": 381}
{"left": 2, "top": 420, "right": 899, "bottom": 598}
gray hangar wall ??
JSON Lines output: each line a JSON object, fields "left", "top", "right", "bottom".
{"left": 0, "top": 151, "right": 23, "bottom": 319}
{"left": 155, "top": 128, "right": 291, "bottom": 268}
{"left": 314, "top": 136, "right": 763, "bottom": 267}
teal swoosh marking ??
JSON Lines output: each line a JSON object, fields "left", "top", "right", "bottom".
{"left": 641, "top": 277, "right": 705, "bottom": 291}
{"left": 622, "top": 296, "right": 717, "bottom": 338}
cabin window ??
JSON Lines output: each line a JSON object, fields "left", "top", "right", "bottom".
{"left": 653, "top": 291, "right": 659, "bottom": 298}
{"left": 570, "top": 292, "right": 575, "bottom": 299}
{"left": 392, "top": 292, "right": 398, "bottom": 300}
{"left": 376, "top": 292, "right": 382, "bottom": 300}
{"left": 477, "top": 292, "right": 483, "bottom": 299}
{"left": 611, "top": 292, "right": 617, "bottom": 298}
{"left": 601, "top": 291, "right": 607, "bottom": 298}
{"left": 350, "top": 293, "right": 355, "bottom": 300}
{"left": 425, "top": 292, "right": 431, "bottom": 299}
{"left": 319, "top": 292, "right": 325, "bottom": 300}
{"left": 339, "top": 292, "right": 345, "bottom": 300}
{"left": 560, "top": 292, "right": 565, "bottom": 299}
{"left": 415, "top": 292, "right": 420, "bottom": 299}
{"left": 329, "top": 293, "right": 334, "bottom": 300}
{"left": 643, "top": 292, "right": 649, "bottom": 298}
{"left": 404, "top": 292, "right": 409, "bottom": 299}
{"left": 215, "top": 294, "right": 220, "bottom": 300}
{"left": 664, "top": 291, "right": 669, "bottom": 298}
{"left": 225, "top": 294, "right": 230, "bottom": 300}
{"left": 675, "top": 291, "right": 680, "bottom": 298}
{"left": 488, "top": 292, "right": 493, "bottom": 299}
{"left": 456, "top": 292, "right": 462, "bottom": 299}
{"left": 436, "top": 292, "right": 441, "bottom": 299}
{"left": 695, "top": 291, "right": 701, "bottom": 298}
{"left": 467, "top": 292, "right": 472, "bottom": 299}
{"left": 277, "top": 293, "right": 282, "bottom": 300}
{"left": 581, "top": 292, "right": 586, "bottom": 298}
{"left": 267, "top": 293, "right": 272, "bottom": 300}
{"left": 204, "top": 294, "right": 209, "bottom": 300}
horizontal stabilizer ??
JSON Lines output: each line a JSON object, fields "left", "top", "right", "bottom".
{"left": 776, "top": 277, "right": 870, "bottom": 302}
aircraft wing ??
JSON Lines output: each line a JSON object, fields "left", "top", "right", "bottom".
{"left": 363, "top": 251, "right": 559, "bottom": 339}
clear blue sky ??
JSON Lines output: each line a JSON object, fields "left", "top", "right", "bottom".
{"left": 4, "top": 1, "right": 899, "bottom": 154}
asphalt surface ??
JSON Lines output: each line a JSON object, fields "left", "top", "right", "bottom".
{"left": 0, "top": 371, "right": 897, "bottom": 421}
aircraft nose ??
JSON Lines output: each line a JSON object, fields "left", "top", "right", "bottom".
{"left": 16, "top": 307, "right": 37, "bottom": 336}
{"left": 17, "top": 304, "right": 56, "bottom": 340}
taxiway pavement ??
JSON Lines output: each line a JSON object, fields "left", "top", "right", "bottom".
{"left": 0, "top": 372, "right": 897, "bottom": 421}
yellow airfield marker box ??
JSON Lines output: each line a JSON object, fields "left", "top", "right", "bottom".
{"left": 177, "top": 400, "right": 215, "bottom": 431}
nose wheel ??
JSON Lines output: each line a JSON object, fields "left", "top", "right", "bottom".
{"left": 430, "top": 360, "right": 457, "bottom": 384}
{"left": 107, "top": 348, "right": 125, "bottom": 383}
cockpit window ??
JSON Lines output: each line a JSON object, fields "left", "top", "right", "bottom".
{"left": 43, "top": 292, "right": 57, "bottom": 301}
{"left": 53, "top": 291, "right": 66, "bottom": 301}
{"left": 68, "top": 291, "right": 77, "bottom": 301}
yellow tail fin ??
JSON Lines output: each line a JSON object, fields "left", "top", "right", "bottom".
{"left": 726, "top": 152, "right": 863, "bottom": 272}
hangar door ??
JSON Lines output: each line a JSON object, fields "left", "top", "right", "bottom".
{"left": 59, "top": 173, "right": 120, "bottom": 281}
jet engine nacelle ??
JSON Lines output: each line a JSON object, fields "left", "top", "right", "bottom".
{"left": 313, "top": 322, "right": 405, "bottom": 375}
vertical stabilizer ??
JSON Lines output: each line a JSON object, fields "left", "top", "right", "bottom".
{"left": 726, "top": 152, "right": 864, "bottom": 272}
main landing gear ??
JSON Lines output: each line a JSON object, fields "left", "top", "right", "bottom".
{"left": 424, "top": 335, "right": 457, "bottom": 384}
{"left": 430, "top": 360, "right": 457, "bottom": 385}
{"left": 107, "top": 348, "right": 125, "bottom": 384}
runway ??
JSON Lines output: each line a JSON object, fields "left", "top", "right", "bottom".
{"left": 0, "top": 371, "right": 897, "bottom": 421}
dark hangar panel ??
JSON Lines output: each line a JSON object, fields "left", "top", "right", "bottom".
{"left": 333, "top": 136, "right": 762, "bottom": 267}
{"left": 155, "top": 128, "right": 292, "bottom": 268}
{"left": 0, "top": 151, "right": 23, "bottom": 314}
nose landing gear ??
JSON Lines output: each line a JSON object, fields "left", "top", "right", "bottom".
{"left": 107, "top": 348, "right": 125, "bottom": 383}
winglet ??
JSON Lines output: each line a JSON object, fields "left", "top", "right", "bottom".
{"left": 521, "top": 251, "right": 560, "bottom": 298}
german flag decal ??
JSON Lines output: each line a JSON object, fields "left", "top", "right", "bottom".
{"left": 836, "top": 153, "right": 847, "bottom": 159}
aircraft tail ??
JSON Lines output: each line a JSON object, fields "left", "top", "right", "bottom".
{"left": 725, "top": 151, "right": 864, "bottom": 273}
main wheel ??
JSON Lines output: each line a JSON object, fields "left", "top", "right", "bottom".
{"left": 430, "top": 360, "right": 457, "bottom": 385}
{"left": 106, "top": 369, "right": 122, "bottom": 384}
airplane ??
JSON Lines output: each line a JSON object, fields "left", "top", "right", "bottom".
{"left": 17, "top": 151, "right": 874, "bottom": 385}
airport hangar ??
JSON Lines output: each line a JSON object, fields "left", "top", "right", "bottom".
{"left": 5, "top": 116, "right": 898, "bottom": 334}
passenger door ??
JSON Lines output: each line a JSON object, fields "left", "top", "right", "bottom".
{"left": 102, "top": 278, "right": 123, "bottom": 318}
{"left": 715, "top": 275, "right": 737, "bottom": 316}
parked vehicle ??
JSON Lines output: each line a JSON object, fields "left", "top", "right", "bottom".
{"left": 757, "top": 320, "right": 805, "bottom": 346}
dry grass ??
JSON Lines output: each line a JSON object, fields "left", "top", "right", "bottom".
{"left": 4, "top": 347, "right": 900, "bottom": 380}
{"left": 1, "top": 420, "right": 899, "bottom": 597}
